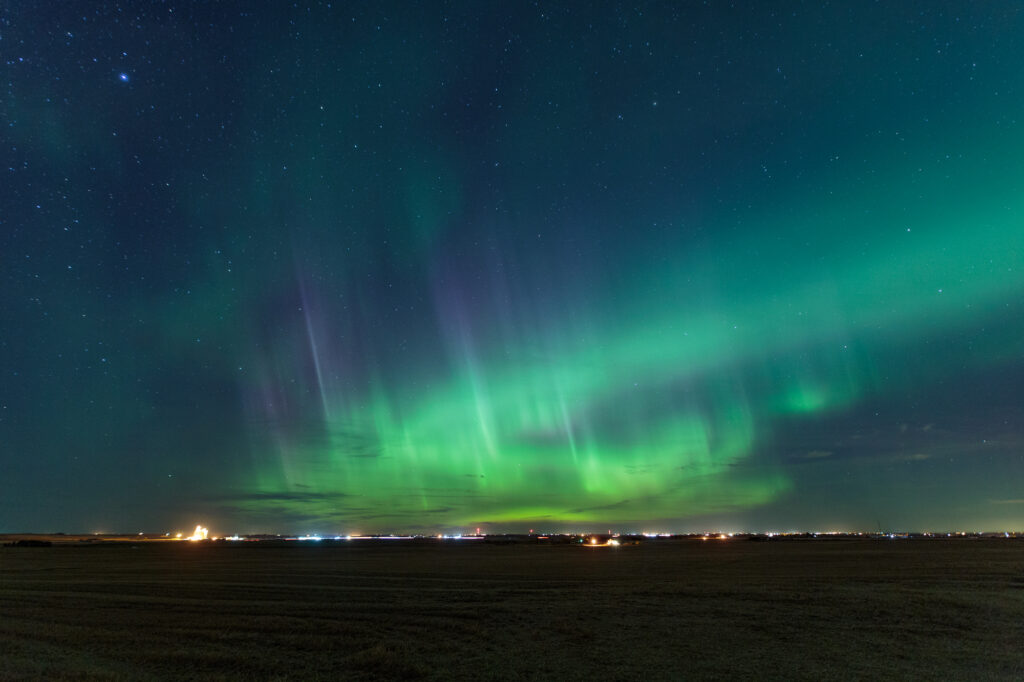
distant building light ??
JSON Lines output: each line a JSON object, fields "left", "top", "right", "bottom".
{"left": 187, "top": 526, "right": 208, "bottom": 541}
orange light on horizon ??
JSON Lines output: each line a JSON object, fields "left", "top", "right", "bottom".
{"left": 186, "top": 525, "right": 209, "bottom": 541}
{"left": 584, "top": 537, "right": 620, "bottom": 548}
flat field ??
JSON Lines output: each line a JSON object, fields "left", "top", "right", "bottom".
{"left": 2, "top": 539, "right": 1023, "bottom": 680}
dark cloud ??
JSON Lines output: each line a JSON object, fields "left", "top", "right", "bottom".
{"left": 203, "top": 491, "right": 353, "bottom": 504}
{"left": 568, "top": 499, "right": 632, "bottom": 514}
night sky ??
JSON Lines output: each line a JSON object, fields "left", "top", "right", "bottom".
{"left": 3, "top": 2, "right": 1024, "bottom": 535}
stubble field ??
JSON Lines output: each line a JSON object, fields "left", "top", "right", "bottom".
{"left": 2, "top": 538, "right": 1023, "bottom": 680}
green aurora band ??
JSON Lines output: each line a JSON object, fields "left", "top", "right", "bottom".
{"left": 231, "top": 124, "right": 1024, "bottom": 531}
{"left": 3, "top": 4, "right": 1024, "bottom": 534}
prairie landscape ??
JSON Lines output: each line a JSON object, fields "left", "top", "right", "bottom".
{"left": 2, "top": 539, "right": 1023, "bottom": 680}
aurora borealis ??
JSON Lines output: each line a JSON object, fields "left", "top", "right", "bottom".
{"left": 3, "top": 3, "right": 1024, "bottom": 534}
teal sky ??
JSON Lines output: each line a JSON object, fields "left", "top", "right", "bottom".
{"left": 2, "top": 2, "right": 1023, "bottom": 534}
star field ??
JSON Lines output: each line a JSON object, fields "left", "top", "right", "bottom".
{"left": 2, "top": 2, "right": 1023, "bottom": 534}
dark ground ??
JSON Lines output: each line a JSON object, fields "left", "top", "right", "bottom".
{"left": 2, "top": 539, "right": 1023, "bottom": 680}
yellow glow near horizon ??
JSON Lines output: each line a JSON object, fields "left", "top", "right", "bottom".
{"left": 187, "top": 525, "right": 209, "bottom": 541}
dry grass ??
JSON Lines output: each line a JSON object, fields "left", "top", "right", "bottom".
{"left": 2, "top": 539, "right": 1023, "bottom": 680}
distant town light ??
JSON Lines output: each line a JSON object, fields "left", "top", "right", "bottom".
{"left": 187, "top": 525, "right": 209, "bottom": 541}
